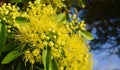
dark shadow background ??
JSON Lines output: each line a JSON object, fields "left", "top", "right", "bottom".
{"left": 85, "top": 0, "right": 120, "bottom": 55}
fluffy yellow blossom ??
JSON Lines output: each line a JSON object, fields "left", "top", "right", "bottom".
{"left": 18, "top": 3, "right": 92, "bottom": 69}
{"left": 0, "top": 1, "right": 93, "bottom": 70}
{"left": 57, "top": 35, "right": 93, "bottom": 70}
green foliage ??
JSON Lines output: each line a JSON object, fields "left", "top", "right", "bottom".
{"left": 0, "top": 21, "right": 7, "bottom": 56}
{"left": 56, "top": 13, "right": 66, "bottom": 23}
{"left": 10, "top": 0, "right": 24, "bottom": 3}
{"left": 1, "top": 49, "right": 23, "bottom": 64}
{"left": 49, "top": 59, "right": 58, "bottom": 70}
{"left": 15, "top": 17, "right": 29, "bottom": 24}
{"left": 42, "top": 47, "right": 56, "bottom": 70}
{"left": 43, "top": 47, "right": 58, "bottom": 70}
{"left": 80, "top": 30, "right": 94, "bottom": 40}
{"left": 0, "top": 20, "right": 1, "bottom": 32}
{"left": 3, "top": 41, "right": 16, "bottom": 52}
{"left": 43, "top": 48, "right": 47, "bottom": 70}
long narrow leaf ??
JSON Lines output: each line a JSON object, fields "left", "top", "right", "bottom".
{"left": 49, "top": 59, "right": 58, "bottom": 70}
{"left": 42, "top": 48, "right": 47, "bottom": 70}
{"left": 1, "top": 49, "right": 23, "bottom": 64}
{"left": 80, "top": 30, "right": 94, "bottom": 40}
{"left": 46, "top": 47, "right": 51, "bottom": 70}
{"left": 56, "top": 13, "right": 66, "bottom": 23}
{"left": 0, "top": 21, "right": 6, "bottom": 56}
{"left": 42, "top": 47, "right": 52, "bottom": 70}
{"left": 0, "top": 20, "right": 2, "bottom": 32}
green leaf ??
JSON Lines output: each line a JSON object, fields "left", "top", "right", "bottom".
{"left": 3, "top": 42, "right": 16, "bottom": 52}
{"left": 42, "top": 47, "right": 52, "bottom": 70}
{"left": 1, "top": 49, "right": 23, "bottom": 64}
{"left": 43, "top": 48, "right": 47, "bottom": 70}
{"left": 0, "top": 20, "right": 2, "bottom": 33}
{"left": 46, "top": 47, "right": 51, "bottom": 70}
{"left": 0, "top": 21, "right": 6, "bottom": 56}
{"left": 15, "top": 17, "right": 28, "bottom": 24}
{"left": 56, "top": 13, "right": 66, "bottom": 23}
{"left": 80, "top": 30, "right": 94, "bottom": 40}
{"left": 10, "top": 0, "right": 23, "bottom": 3}
{"left": 49, "top": 59, "right": 58, "bottom": 70}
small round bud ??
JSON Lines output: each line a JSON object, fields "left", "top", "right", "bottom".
{"left": 29, "top": 2, "right": 32, "bottom": 5}
{"left": 8, "top": 3, "right": 11, "bottom": 6}
{"left": 7, "top": 25, "right": 12, "bottom": 28}
{"left": 49, "top": 41, "right": 54, "bottom": 47}
{"left": 43, "top": 41, "right": 48, "bottom": 46}
{"left": 3, "top": 18, "right": 6, "bottom": 21}
{"left": 7, "top": 30, "right": 11, "bottom": 33}
{"left": 72, "top": 14, "right": 77, "bottom": 19}
{"left": 53, "top": 35, "right": 57, "bottom": 39}
{"left": 46, "top": 36, "right": 50, "bottom": 40}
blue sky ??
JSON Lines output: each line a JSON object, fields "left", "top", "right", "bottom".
{"left": 91, "top": 26, "right": 120, "bottom": 70}
{"left": 92, "top": 50, "right": 120, "bottom": 70}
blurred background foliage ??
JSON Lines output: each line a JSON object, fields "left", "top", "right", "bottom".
{"left": 85, "top": 0, "right": 120, "bottom": 55}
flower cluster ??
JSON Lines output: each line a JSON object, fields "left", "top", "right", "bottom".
{"left": 65, "top": 14, "right": 87, "bottom": 36}
{"left": 0, "top": 1, "right": 93, "bottom": 70}
{"left": 37, "top": 0, "right": 65, "bottom": 8}
{"left": 0, "top": 3, "right": 20, "bottom": 37}
{"left": 0, "top": 3, "right": 20, "bottom": 24}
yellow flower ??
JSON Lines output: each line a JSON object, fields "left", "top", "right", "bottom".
{"left": 48, "top": 41, "right": 54, "bottom": 47}
{"left": 0, "top": 1, "right": 93, "bottom": 70}
{"left": 58, "top": 35, "right": 93, "bottom": 70}
{"left": 32, "top": 49, "right": 40, "bottom": 57}
{"left": 80, "top": 21, "right": 86, "bottom": 30}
